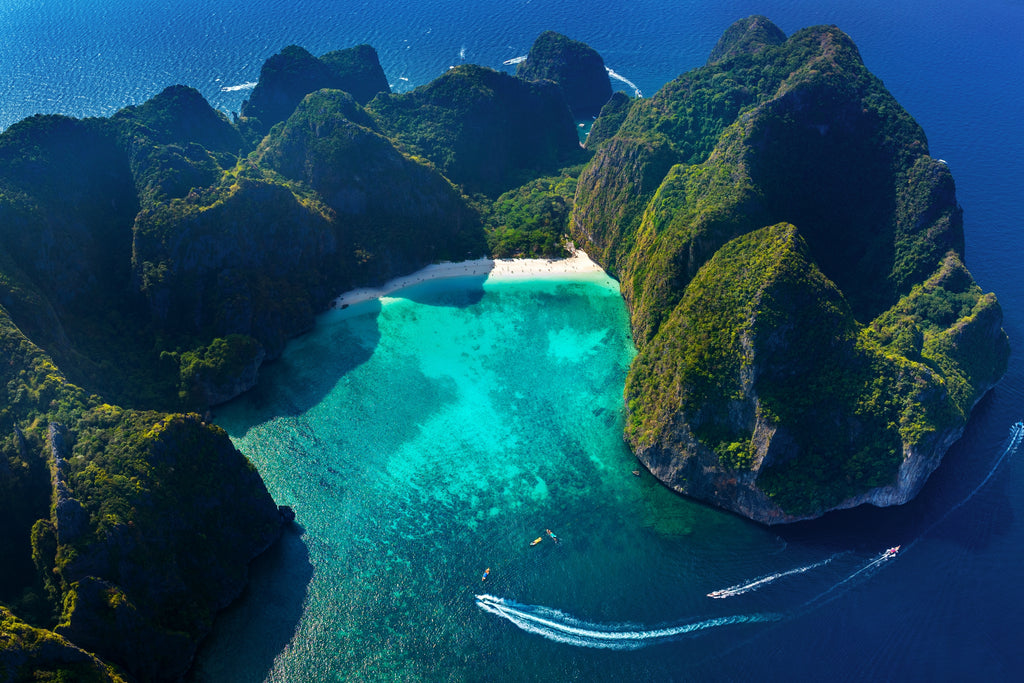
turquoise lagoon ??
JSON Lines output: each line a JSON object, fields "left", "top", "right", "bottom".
{"left": 190, "top": 271, "right": 827, "bottom": 681}
{"left": 3, "top": 0, "right": 1023, "bottom": 677}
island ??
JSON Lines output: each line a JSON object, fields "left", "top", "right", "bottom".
{"left": 0, "top": 17, "right": 1008, "bottom": 680}
{"left": 572, "top": 16, "right": 1008, "bottom": 523}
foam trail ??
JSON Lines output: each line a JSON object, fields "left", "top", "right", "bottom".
{"left": 606, "top": 67, "right": 642, "bottom": 97}
{"left": 503, "top": 55, "right": 526, "bottom": 65}
{"left": 475, "top": 594, "right": 780, "bottom": 650}
{"left": 708, "top": 556, "right": 835, "bottom": 599}
{"left": 221, "top": 81, "right": 257, "bottom": 92}
{"left": 941, "top": 421, "right": 1023, "bottom": 520}
{"left": 796, "top": 421, "right": 1024, "bottom": 615}
{"left": 894, "top": 420, "right": 1024, "bottom": 556}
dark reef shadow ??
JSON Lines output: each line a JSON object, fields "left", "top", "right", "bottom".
{"left": 382, "top": 271, "right": 488, "bottom": 309}
{"left": 217, "top": 272, "right": 489, "bottom": 434}
{"left": 186, "top": 524, "right": 313, "bottom": 683}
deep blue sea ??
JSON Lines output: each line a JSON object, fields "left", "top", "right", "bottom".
{"left": 3, "top": 1, "right": 1023, "bottom": 680}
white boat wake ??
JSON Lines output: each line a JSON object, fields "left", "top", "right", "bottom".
{"left": 478, "top": 422, "right": 1024, "bottom": 650}
{"left": 220, "top": 81, "right": 257, "bottom": 92}
{"left": 941, "top": 420, "right": 1024, "bottom": 520}
{"left": 605, "top": 67, "right": 642, "bottom": 97}
{"left": 707, "top": 556, "right": 835, "bottom": 599}
{"left": 802, "top": 421, "right": 1023, "bottom": 612}
{"left": 500, "top": 56, "right": 642, "bottom": 98}
{"left": 475, "top": 594, "right": 780, "bottom": 650}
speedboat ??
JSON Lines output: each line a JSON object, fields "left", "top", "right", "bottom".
{"left": 885, "top": 545, "right": 900, "bottom": 557}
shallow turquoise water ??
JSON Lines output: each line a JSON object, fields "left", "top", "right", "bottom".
{"left": 4, "top": 0, "right": 1024, "bottom": 677}
{"left": 189, "top": 267, "right": 1024, "bottom": 681}
{"left": 193, "top": 273, "right": 805, "bottom": 681}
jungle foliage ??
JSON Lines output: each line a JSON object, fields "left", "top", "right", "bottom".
{"left": 577, "top": 17, "right": 1008, "bottom": 518}
{"left": 0, "top": 30, "right": 607, "bottom": 678}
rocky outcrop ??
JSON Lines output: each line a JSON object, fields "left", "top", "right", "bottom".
{"left": 132, "top": 175, "right": 340, "bottom": 361}
{"left": 239, "top": 44, "right": 390, "bottom": 137}
{"left": 575, "top": 17, "right": 1009, "bottom": 523}
{"left": 706, "top": 15, "right": 786, "bottom": 64}
{"left": 50, "top": 411, "right": 283, "bottom": 681}
{"left": 258, "top": 89, "right": 485, "bottom": 281}
{"left": 320, "top": 44, "right": 392, "bottom": 104}
{"left": 0, "top": 605, "right": 127, "bottom": 683}
{"left": 585, "top": 92, "right": 634, "bottom": 149}
{"left": 178, "top": 335, "right": 267, "bottom": 407}
{"left": 368, "top": 64, "right": 582, "bottom": 195}
{"left": 517, "top": 31, "right": 614, "bottom": 118}
{"left": 48, "top": 424, "right": 87, "bottom": 545}
{"left": 627, "top": 225, "right": 1007, "bottom": 523}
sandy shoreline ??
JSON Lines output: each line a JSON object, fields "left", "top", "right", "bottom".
{"left": 331, "top": 249, "right": 605, "bottom": 309}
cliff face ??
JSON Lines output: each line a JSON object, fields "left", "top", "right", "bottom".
{"left": 0, "top": 303, "right": 282, "bottom": 680}
{"left": 574, "top": 18, "right": 1008, "bottom": 523}
{"left": 1, "top": 605, "right": 127, "bottom": 683}
{"left": 706, "top": 15, "right": 786, "bottom": 64}
{"left": 258, "top": 89, "right": 484, "bottom": 279}
{"left": 239, "top": 44, "right": 390, "bottom": 137}
{"left": 50, "top": 410, "right": 283, "bottom": 682}
{"left": 368, "top": 64, "right": 583, "bottom": 196}
{"left": 0, "top": 37, "right": 582, "bottom": 679}
{"left": 516, "top": 31, "right": 614, "bottom": 118}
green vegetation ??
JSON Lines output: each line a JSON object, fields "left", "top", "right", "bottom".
{"left": 706, "top": 15, "right": 786, "bottom": 64}
{"left": 578, "top": 17, "right": 1008, "bottom": 521}
{"left": 0, "top": 33, "right": 599, "bottom": 678}
{"left": 482, "top": 170, "right": 579, "bottom": 258}
{"left": 516, "top": 31, "right": 613, "bottom": 117}
{"left": 0, "top": 605, "right": 127, "bottom": 683}
{"left": 176, "top": 335, "right": 264, "bottom": 406}
{"left": 367, "top": 64, "right": 585, "bottom": 196}
{"left": 585, "top": 92, "right": 635, "bottom": 149}
{"left": 238, "top": 44, "right": 390, "bottom": 140}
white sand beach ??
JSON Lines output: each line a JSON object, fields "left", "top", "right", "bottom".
{"left": 331, "top": 249, "right": 605, "bottom": 309}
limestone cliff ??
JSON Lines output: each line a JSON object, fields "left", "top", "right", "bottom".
{"left": 573, "top": 17, "right": 1009, "bottom": 522}
{"left": 0, "top": 605, "right": 127, "bottom": 683}
{"left": 0, "top": 36, "right": 582, "bottom": 680}
{"left": 368, "top": 64, "right": 582, "bottom": 196}
{"left": 516, "top": 31, "right": 614, "bottom": 118}
{"left": 239, "top": 44, "right": 390, "bottom": 138}
{"left": 48, "top": 410, "right": 283, "bottom": 681}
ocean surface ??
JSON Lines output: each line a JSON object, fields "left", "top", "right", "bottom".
{"left": 3, "top": 0, "right": 1023, "bottom": 680}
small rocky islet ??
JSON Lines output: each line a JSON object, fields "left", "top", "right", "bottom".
{"left": 0, "top": 16, "right": 1007, "bottom": 680}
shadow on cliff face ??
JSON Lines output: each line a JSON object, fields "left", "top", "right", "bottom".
{"left": 774, "top": 391, "right": 1014, "bottom": 555}
{"left": 187, "top": 524, "right": 314, "bottom": 682}
{"left": 214, "top": 273, "right": 488, "bottom": 435}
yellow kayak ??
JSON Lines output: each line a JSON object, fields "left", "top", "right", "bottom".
{"left": 529, "top": 537, "right": 543, "bottom": 546}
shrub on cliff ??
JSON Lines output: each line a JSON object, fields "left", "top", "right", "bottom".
{"left": 368, "top": 64, "right": 583, "bottom": 196}
{"left": 575, "top": 17, "right": 1008, "bottom": 522}
{"left": 239, "top": 44, "right": 390, "bottom": 140}
{"left": 516, "top": 31, "right": 613, "bottom": 118}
